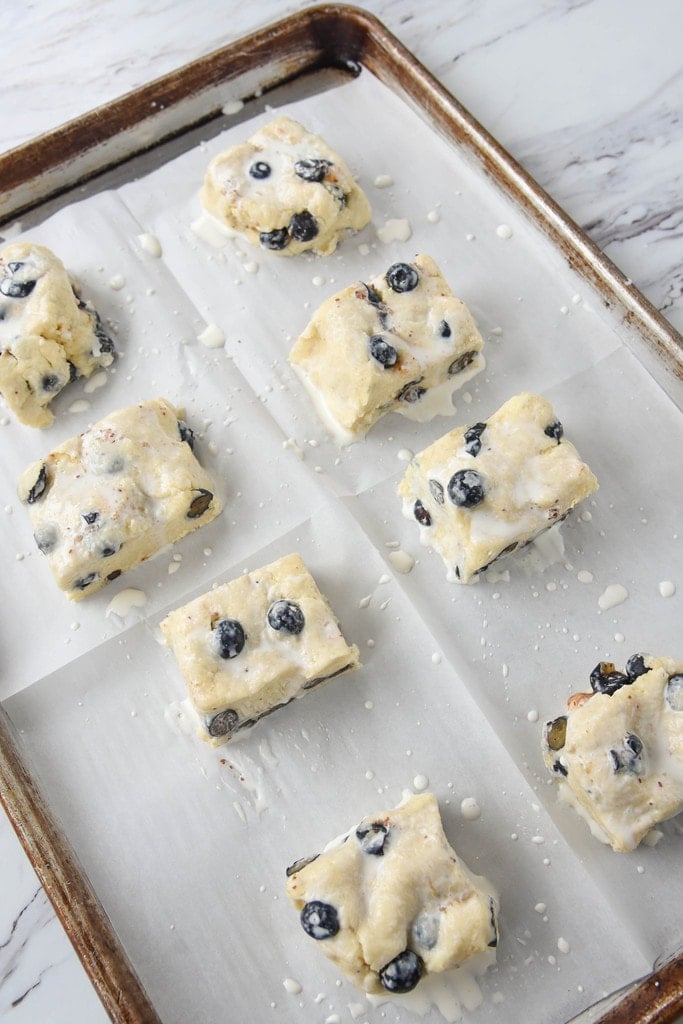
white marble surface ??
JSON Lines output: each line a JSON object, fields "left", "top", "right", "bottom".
{"left": 0, "top": 1, "right": 681, "bottom": 1022}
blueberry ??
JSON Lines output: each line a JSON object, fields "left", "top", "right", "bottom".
{"left": 289, "top": 211, "right": 319, "bottom": 242}
{"left": 448, "top": 350, "right": 477, "bottom": 375}
{"left": 355, "top": 822, "right": 388, "bottom": 855}
{"left": 41, "top": 373, "right": 63, "bottom": 393}
{"left": 411, "top": 913, "right": 439, "bottom": 950}
{"left": 0, "top": 276, "right": 36, "bottom": 299}
{"left": 609, "top": 732, "right": 644, "bottom": 774}
{"left": 285, "top": 853, "right": 319, "bottom": 878}
{"left": 488, "top": 898, "right": 498, "bottom": 948}
{"left": 552, "top": 759, "right": 568, "bottom": 777}
{"left": 177, "top": 419, "right": 195, "bottom": 450}
{"left": 365, "top": 284, "right": 383, "bottom": 308}
{"left": 368, "top": 334, "right": 398, "bottom": 368}
{"left": 545, "top": 716, "right": 567, "bottom": 751}
{"left": 74, "top": 572, "right": 100, "bottom": 591}
{"left": 82, "top": 511, "right": 99, "bottom": 525}
{"left": 439, "top": 320, "right": 451, "bottom": 338}
{"left": 34, "top": 525, "right": 58, "bottom": 555}
{"left": 294, "top": 157, "right": 331, "bottom": 182}
{"left": 589, "top": 661, "right": 631, "bottom": 696}
{"left": 428, "top": 479, "right": 444, "bottom": 505}
{"left": 187, "top": 489, "right": 213, "bottom": 519}
{"left": 544, "top": 420, "right": 564, "bottom": 443}
{"left": 413, "top": 499, "right": 431, "bottom": 526}
{"left": 397, "top": 380, "right": 427, "bottom": 404}
{"left": 447, "top": 469, "right": 486, "bottom": 508}
{"left": 267, "top": 599, "right": 305, "bottom": 635}
{"left": 464, "top": 422, "right": 487, "bottom": 457}
{"left": 99, "top": 540, "right": 121, "bottom": 558}
{"left": 625, "top": 653, "right": 648, "bottom": 679}
{"left": 379, "top": 950, "right": 424, "bottom": 993}
{"left": 385, "top": 262, "right": 419, "bottom": 294}
{"left": 665, "top": 674, "right": 683, "bottom": 712}
{"left": 260, "top": 227, "right": 290, "bottom": 250}
{"left": 207, "top": 708, "right": 239, "bottom": 738}
{"left": 90, "top": 309, "right": 115, "bottom": 356}
{"left": 301, "top": 900, "right": 339, "bottom": 940}
{"left": 249, "top": 160, "right": 271, "bottom": 179}
{"left": 213, "top": 618, "right": 246, "bottom": 659}
{"left": 26, "top": 465, "right": 48, "bottom": 504}
{"left": 324, "top": 182, "right": 347, "bottom": 206}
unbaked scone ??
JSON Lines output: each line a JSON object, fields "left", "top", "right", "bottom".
{"left": 398, "top": 391, "right": 598, "bottom": 583}
{"left": 160, "top": 553, "right": 360, "bottom": 744}
{"left": 289, "top": 254, "right": 484, "bottom": 444}
{"left": 286, "top": 792, "right": 498, "bottom": 994}
{"left": 0, "top": 241, "right": 115, "bottom": 427}
{"left": 200, "top": 116, "right": 371, "bottom": 256}
{"left": 542, "top": 654, "right": 683, "bottom": 852}
{"left": 18, "top": 398, "right": 222, "bottom": 600}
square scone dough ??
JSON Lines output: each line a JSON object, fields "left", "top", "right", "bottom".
{"left": 543, "top": 653, "right": 683, "bottom": 852}
{"left": 18, "top": 398, "right": 222, "bottom": 600}
{"left": 286, "top": 792, "right": 498, "bottom": 995}
{"left": 160, "top": 552, "right": 360, "bottom": 744}
{"left": 289, "top": 254, "right": 485, "bottom": 445}
{"left": 0, "top": 241, "right": 115, "bottom": 427}
{"left": 200, "top": 115, "right": 371, "bottom": 256}
{"left": 398, "top": 391, "right": 598, "bottom": 583}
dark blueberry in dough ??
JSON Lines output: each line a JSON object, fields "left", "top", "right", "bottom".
{"left": 177, "top": 419, "right": 195, "bottom": 450}
{"left": 609, "top": 732, "right": 644, "bottom": 774}
{"left": 552, "top": 759, "right": 568, "bottom": 777}
{"left": 260, "top": 227, "right": 290, "bottom": 250}
{"left": 447, "top": 469, "right": 486, "bottom": 508}
{"left": 82, "top": 511, "right": 99, "bottom": 525}
{"left": 544, "top": 420, "right": 564, "bottom": 443}
{"left": 294, "top": 157, "right": 331, "bottom": 182}
{"left": 34, "top": 525, "right": 58, "bottom": 555}
{"left": 267, "top": 599, "right": 305, "bottom": 635}
{"left": 488, "top": 898, "right": 498, "bottom": 948}
{"left": 285, "top": 853, "right": 319, "bottom": 878}
{"left": 448, "top": 350, "right": 477, "bottom": 375}
{"left": 397, "top": 380, "right": 427, "bottom": 404}
{"left": 41, "top": 373, "right": 63, "bottom": 393}
{"left": 289, "top": 211, "right": 319, "bottom": 242}
{"left": 0, "top": 276, "right": 36, "bottom": 299}
{"left": 413, "top": 499, "right": 431, "bottom": 526}
{"left": 25, "top": 465, "right": 48, "bottom": 504}
{"left": 249, "top": 160, "right": 271, "bottom": 179}
{"left": 73, "top": 572, "right": 100, "bottom": 591}
{"left": 545, "top": 716, "right": 567, "bottom": 751}
{"left": 439, "top": 320, "right": 451, "bottom": 338}
{"left": 411, "top": 913, "right": 439, "bottom": 950}
{"left": 665, "top": 674, "right": 683, "bottom": 712}
{"left": 213, "top": 618, "right": 246, "bottom": 660}
{"left": 301, "top": 900, "right": 339, "bottom": 940}
{"left": 90, "top": 309, "right": 115, "bottom": 356}
{"left": 589, "top": 661, "right": 632, "bottom": 696}
{"left": 355, "top": 822, "right": 388, "bottom": 855}
{"left": 625, "top": 653, "right": 648, "bottom": 679}
{"left": 365, "top": 284, "right": 383, "bottom": 307}
{"left": 324, "top": 182, "right": 347, "bottom": 206}
{"left": 187, "top": 489, "right": 213, "bottom": 519}
{"left": 464, "top": 422, "right": 487, "bottom": 457}
{"left": 207, "top": 708, "right": 239, "bottom": 738}
{"left": 379, "top": 950, "right": 424, "bottom": 993}
{"left": 428, "top": 479, "right": 444, "bottom": 505}
{"left": 368, "top": 335, "right": 398, "bottom": 368}
{"left": 385, "top": 262, "right": 419, "bottom": 294}
{"left": 99, "top": 540, "right": 121, "bottom": 558}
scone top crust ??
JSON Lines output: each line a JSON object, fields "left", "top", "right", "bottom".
{"left": 18, "top": 398, "right": 221, "bottom": 600}
{"left": 160, "top": 552, "right": 360, "bottom": 737}
{"left": 289, "top": 253, "right": 484, "bottom": 444}
{"left": 0, "top": 241, "right": 114, "bottom": 427}
{"left": 200, "top": 115, "right": 371, "bottom": 256}
{"left": 543, "top": 654, "right": 683, "bottom": 852}
{"left": 286, "top": 792, "right": 498, "bottom": 995}
{"left": 398, "top": 391, "right": 599, "bottom": 583}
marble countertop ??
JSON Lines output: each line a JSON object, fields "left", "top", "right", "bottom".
{"left": 0, "top": 1, "right": 681, "bottom": 1022}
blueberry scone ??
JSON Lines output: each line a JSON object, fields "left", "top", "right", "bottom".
{"left": 286, "top": 792, "right": 498, "bottom": 995}
{"left": 542, "top": 654, "right": 683, "bottom": 852}
{"left": 398, "top": 391, "right": 598, "bottom": 583}
{"left": 289, "top": 254, "right": 485, "bottom": 444}
{"left": 200, "top": 115, "right": 371, "bottom": 256}
{"left": 0, "top": 242, "right": 115, "bottom": 427}
{"left": 18, "top": 398, "right": 221, "bottom": 600}
{"left": 160, "top": 553, "right": 360, "bottom": 744}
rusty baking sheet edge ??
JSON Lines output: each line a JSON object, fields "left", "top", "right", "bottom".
{"left": 0, "top": 5, "right": 681, "bottom": 1024}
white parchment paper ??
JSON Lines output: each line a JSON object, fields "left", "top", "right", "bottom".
{"left": 1, "top": 70, "right": 682, "bottom": 1024}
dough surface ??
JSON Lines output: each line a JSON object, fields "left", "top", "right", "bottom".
{"left": 289, "top": 253, "right": 484, "bottom": 444}
{"left": 286, "top": 792, "right": 498, "bottom": 995}
{"left": 18, "top": 398, "right": 221, "bottom": 600}
{"left": 398, "top": 391, "right": 598, "bottom": 583}
{"left": 0, "top": 241, "right": 114, "bottom": 427}
{"left": 201, "top": 116, "right": 371, "bottom": 256}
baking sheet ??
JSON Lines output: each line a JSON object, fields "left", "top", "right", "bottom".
{"left": 1, "top": 68, "right": 681, "bottom": 1024}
